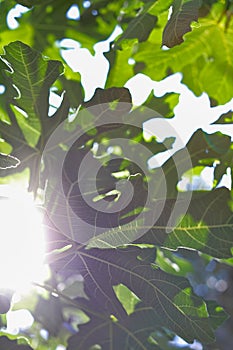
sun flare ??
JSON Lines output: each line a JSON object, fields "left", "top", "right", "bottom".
{"left": 0, "top": 186, "right": 47, "bottom": 293}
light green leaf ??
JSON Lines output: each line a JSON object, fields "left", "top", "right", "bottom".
{"left": 10, "top": 104, "right": 40, "bottom": 148}
{"left": 134, "top": 5, "right": 233, "bottom": 103}
{"left": 1, "top": 41, "right": 63, "bottom": 146}
{"left": 0, "top": 41, "right": 69, "bottom": 193}
{"left": 104, "top": 39, "right": 137, "bottom": 88}
{"left": 113, "top": 284, "right": 140, "bottom": 315}
{"left": 148, "top": 0, "right": 174, "bottom": 16}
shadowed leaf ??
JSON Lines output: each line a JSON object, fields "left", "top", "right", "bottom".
{"left": 117, "top": 13, "right": 157, "bottom": 45}
{"left": 51, "top": 246, "right": 215, "bottom": 345}
{"left": 0, "top": 153, "right": 20, "bottom": 169}
{"left": 162, "top": 0, "right": 202, "bottom": 48}
{"left": 213, "top": 110, "right": 233, "bottom": 124}
{"left": 0, "top": 335, "right": 33, "bottom": 349}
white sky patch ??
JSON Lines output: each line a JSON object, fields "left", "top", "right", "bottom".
{"left": 48, "top": 89, "right": 64, "bottom": 116}
{"left": 7, "top": 5, "right": 29, "bottom": 30}
{"left": 94, "top": 25, "right": 123, "bottom": 53}
{"left": 66, "top": 4, "right": 80, "bottom": 21}
{"left": 144, "top": 77, "right": 233, "bottom": 168}
{"left": 6, "top": 309, "right": 34, "bottom": 335}
{"left": 125, "top": 74, "right": 154, "bottom": 106}
{"left": 55, "top": 345, "right": 66, "bottom": 350}
{"left": 61, "top": 45, "right": 108, "bottom": 100}
{"left": 0, "top": 185, "right": 47, "bottom": 293}
{"left": 169, "top": 335, "right": 203, "bottom": 349}
{"left": 60, "top": 26, "right": 122, "bottom": 100}
{"left": 217, "top": 167, "right": 232, "bottom": 189}
{"left": 0, "top": 85, "right": 6, "bottom": 94}
{"left": 59, "top": 38, "right": 81, "bottom": 50}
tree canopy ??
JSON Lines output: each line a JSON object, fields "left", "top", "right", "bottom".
{"left": 0, "top": 1, "right": 233, "bottom": 349}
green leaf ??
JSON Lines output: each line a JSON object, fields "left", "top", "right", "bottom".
{"left": 113, "top": 284, "right": 140, "bottom": 315}
{"left": 134, "top": 4, "right": 233, "bottom": 103}
{"left": 17, "top": 0, "right": 125, "bottom": 54}
{"left": 162, "top": 0, "right": 202, "bottom": 48}
{"left": 0, "top": 335, "right": 33, "bottom": 349}
{"left": 15, "top": 0, "right": 51, "bottom": 6}
{"left": 86, "top": 219, "right": 147, "bottom": 249}
{"left": 143, "top": 91, "right": 180, "bottom": 118}
{"left": 213, "top": 110, "right": 233, "bottom": 124}
{"left": 140, "top": 188, "right": 233, "bottom": 258}
{"left": 2, "top": 41, "right": 63, "bottom": 146}
{"left": 34, "top": 295, "right": 64, "bottom": 336}
{"left": 206, "top": 301, "right": 228, "bottom": 331}
{"left": 87, "top": 188, "right": 233, "bottom": 258}
{"left": 117, "top": 13, "right": 157, "bottom": 45}
{"left": 0, "top": 41, "right": 69, "bottom": 193}
{"left": 67, "top": 306, "right": 161, "bottom": 350}
{"left": 0, "top": 139, "right": 12, "bottom": 154}
{"left": 0, "top": 152, "right": 19, "bottom": 169}
{"left": 148, "top": 0, "right": 174, "bottom": 16}
{"left": 104, "top": 39, "right": 137, "bottom": 88}
{"left": 53, "top": 246, "right": 215, "bottom": 345}
{"left": 155, "top": 248, "right": 194, "bottom": 276}
{"left": 9, "top": 105, "right": 41, "bottom": 148}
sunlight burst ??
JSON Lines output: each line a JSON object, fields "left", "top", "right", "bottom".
{"left": 0, "top": 186, "right": 47, "bottom": 293}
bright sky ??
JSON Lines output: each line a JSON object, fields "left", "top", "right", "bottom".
{"left": 0, "top": 185, "right": 47, "bottom": 293}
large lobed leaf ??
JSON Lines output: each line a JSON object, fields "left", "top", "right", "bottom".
{"left": 2, "top": 41, "right": 63, "bottom": 145}
{"left": 83, "top": 121, "right": 233, "bottom": 259}
{"left": 140, "top": 188, "right": 233, "bottom": 259}
{"left": 0, "top": 41, "right": 70, "bottom": 192}
{"left": 50, "top": 245, "right": 216, "bottom": 348}
{"left": 88, "top": 188, "right": 233, "bottom": 258}
{"left": 67, "top": 307, "right": 161, "bottom": 350}
{"left": 134, "top": 2, "right": 233, "bottom": 104}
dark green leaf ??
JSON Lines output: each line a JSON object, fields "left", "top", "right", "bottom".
{"left": 162, "top": 0, "right": 202, "bottom": 48}
{"left": 138, "top": 188, "right": 233, "bottom": 258}
{"left": 213, "top": 110, "right": 233, "bottom": 124}
{"left": 15, "top": 0, "right": 52, "bottom": 6}
{"left": 143, "top": 91, "right": 180, "bottom": 118}
{"left": 117, "top": 13, "right": 157, "bottom": 45}
{"left": 0, "top": 152, "right": 19, "bottom": 169}
{"left": 34, "top": 295, "right": 64, "bottom": 336}
{"left": 67, "top": 307, "right": 161, "bottom": 350}
{"left": 51, "top": 246, "right": 215, "bottom": 344}
{"left": 0, "top": 336, "right": 33, "bottom": 349}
